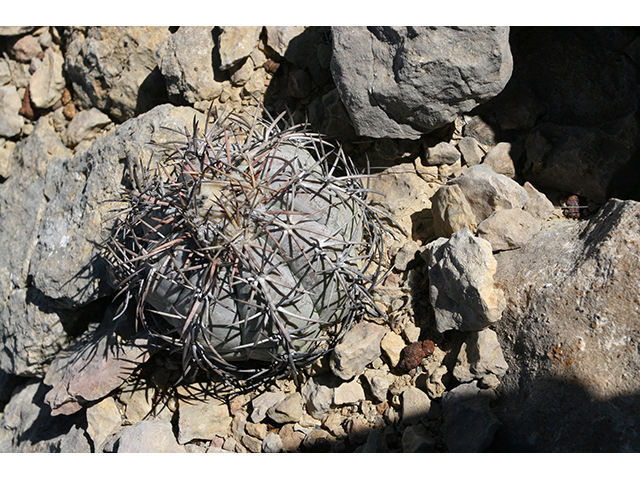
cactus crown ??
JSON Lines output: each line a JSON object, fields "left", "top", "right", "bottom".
{"left": 106, "top": 107, "right": 389, "bottom": 390}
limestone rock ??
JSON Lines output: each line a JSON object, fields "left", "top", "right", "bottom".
{"left": 380, "top": 330, "right": 405, "bottom": 368}
{"left": 218, "top": 26, "right": 262, "bottom": 70}
{"left": 301, "top": 377, "right": 333, "bottom": 419}
{"left": 425, "top": 228, "right": 506, "bottom": 332}
{"left": 265, "top": 26, "right": 306, "bottom": 57}
{"left": 0, "top": 27, "right": 37, "bottom": 37}
{"left": 442, "top": 381, "right": 501, "bottom": 452}
{"left": 482, "top": 142, "right": 516, "bottom": 179}
{"left": 0, "top": 86, "right": 24, "bottom": 138}
{"left": 362, "top": 369, "right": 391, "bottom": 403}
{"left": 431, "top": 183, "right": 477, "bottom": 237}
{"left": 8, "top": 34, "right": 42, "bottom": 62}
{"left": 65, "top": 27, "right": 170, "bottom": 121}
{"left": 86, "top": 397, "right": 123, "bottom": 452}
{"left": 62, "top": 107, "right": 112, "bottom": 148}
{"left": 522, "top": 181, "right": 555, "bottom": 221}
{"left": 0, "top": 59, "right": 11, "bottom": 86}
{"left": 330, "top": 26, "right": 512, "bottom": 139}
{"left": 333, "top": 379, "right": 365, "bottom": 406}
{"left": 492, "top": 199, "right": 640, "bottom": 452}
{"left": 453, "top": 329, "right": 509, "bottom": 385}
{"left": 425, "top": 142, "right": 461, "bottom": 166}
{"left": 157, "top": 26, "right": 221, "bottom": 104}
{"left": 112, "top": 420, "right": 186, "bottom": 453}
{"left": 477, "top": 208, "right": 542, "bottom": 252}
{"left": 457, "top": 136, "right": 484, "bottom": 166}
{"left": 267, "top": 392, "right": 304, "bottom": 424}
{"left": 29, "top": 48, "right": 66, "bottom": 109}
{"left": 250, "top": 390, "right": 286, "bottom": 423}
{"left": 401, "top": 386, "right": 431, "bottom": 425}
{"left": 177, "top": 395, "right": 232, "bottom": 443}
{"left": 262, "top": 432, "right": 284, "bottom": 453}
{"left": 330, "top": 322, "right": 387, "bottom": 381}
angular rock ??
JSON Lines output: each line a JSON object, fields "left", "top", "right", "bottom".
{"left": 65, "top": 27, "right": 170, "bottom": 121}
{"left": 0, "top": 86, "right": 24, "bottom": 138}
{"left": 442, "top": 381, "right": 501, "bottom": 452}
{"left": 380, "top": 330, "right": 405, "bottom": 368}
{"left": 453, "top": 329, "right": 509, "bottom": 384}
{"left": 477, "top": 208, "right": 542, "bottom": 252}
{"left": 425, "top": 142, "right": 461, "bottom": 166}
{"left": 113, "top": 420, "right": 186, "bottom": 453}
{"left": 447, "top": 165, "right": 529, "bottom": 227}
{"left": 333, "top": 379, "right": 365, "bottom": 406}
{"left": 431, "top": 183, "right": 477, "bottom": 237}
{"left": 301, "top": 377, "right": 334, "bottom": 419}
{"left": 362, "top": 370, "right": 391, "bottom": 403}
{"left": 29, "top": 48, "right": 66, "bottom": 109}
{"left": 522, "top": 181, "right": 555, "bottom": 221}
{"left": 265, "top": 26, "right": 306, "bottom": 57}
{"left": 425, "top": 228, "right": 506, "bottom": 332}
{"left": 8, "top": 34, "right": 42, "bottom": 62}
{"left": 330, "top": 26, "right": 512, "bottom": 139}
{"left": 250, "top": 390, "right": 286, "bottom": 423}
{"left": 63, "top": 107, "right": 112, "bottom": 148}
{"left": 177, "top": 395, "right": 232, "bottom": 443}
{"left": 482, "top": 142, "right": 516, "bottom": 179}
{"left": 358, "top": 428, "right": 390, "bottom": 453}
{"left": 0, "top": 59, "right": 11, "bottom": 86}
{"left": 402, "top": 424, "right": 436, "bottom": 453}
{"left": 330, "top": 322, "right": 387, "bottom": 381}
{"left": 157, "top": 26, "right": 221, "bottom": 104}
{"left": 262, "top": 432, "right": 284, "bottom": 453}
{"left": 0, "top": 27, "right": 37, "bottom": 37}
{"left": 218, "top": 26, "right": 262, "bottom": 70}
{"left": 267, "top": 392, "right": 304, "bottom": 424}
{"left": 457, "top": 136, "right": 484, "bottom": 166}
{"left": 401, "top": 386, "right": 431, "bottom": 425}
{"left": 492, "top": 198, "right": 640, "bottom": 452}
{"left": 86, "top": 397, "right": 123, "bottom": 452}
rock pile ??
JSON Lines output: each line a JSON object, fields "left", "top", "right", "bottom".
{"left": 1, "top": 26, "right": 640, "bottom": 453}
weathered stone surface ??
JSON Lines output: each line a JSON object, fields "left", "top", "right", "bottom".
{"left": 402, "top": 424, "right": 436, "bottom": 452}
{"left": 380, "top": 330, "right": 405, "bottom": 368}
{"left": 491, "top": 199, "right": 640, "bottom": 452}
{"left": 250, "top": 390, "right": 286, "bottom": 423}
{"left": 262, "top": 432, "right": 284, "bottom": 453}
{"left": 330, "top": 26, "right": 512, "bottom": 139}
{"left": 453, "top": 329, "right": 509, "bottom": 385}
{"left": 8, "top": 34, "right": 42, "bottom": 62}
{"left": 62, "top": 107, "right": 112, "bottom": 148}
{"left": 482, "top": 142, "right": 516, "bottom": 179}
{"left": 86, "top": 397, "right": 123, "bottom": 452}
{"left": 431, "top": 183, "right": 477, "bottom": 237}
{"left": 0, "top": 27, "right": 37, "bottom": 37}
{"left": 29, "top": 48, "right": 66, "bottom": 109}
{"left": 330, "top": 322, "right": 387, "bottom": 381}
{"left": 442, "top": 381, "right": 501, "bottom": 452}
{"left": 112, "top": 420, "right": 186, "bottom": 453}
{"left": 267, "top": 392, "right": 304, "bottom": 424}
{"left": 401, "top": 386, "right": 431, "bottom": 425}
{"left": 301, "top": 376, "right": 333, "bottom": 419}
{"left": 358, "top": 428, "right": 390, "bottom": 453}
{"left": 0, "top": 86, "right": 24, "bottom": 138}
{"left": 457, "top": 136, "right": 484, "bottom": 166}
{"left": 218, "top": 26, "right": 262, "bottom": 70}
{"left": 362, "top": 369, "right": 391, "bottom": 403}
{"left": 425, "top": 228, "right": 506, "bottom": 332}
{"left": 65, "top": 27, "right": 170, "bottom": 121}
{"left": 177, "top": 395, "right": 232, "bottom": 443}
{"left": 157, "top": 26, "right": 221, "bottom": 104}
{"left": 265, "top": 26, "right": 306, "bottom": 57}
{"left": 447, "top": 165, "right": 529, "bottom": 226}
{"left": 28, "top": 104, "right": 204, "bottom": 309}
{"left": 523, "top": 181, "right": 555, "bottom": 221}
{"left": 333, "top": 379, "right": 365, "bottom": 406}
{"left": 425, "top": 142, "right": 461, "bottom": 166}
{"left": 477, "top": 208, "right": 542, "bottom": 252}
{"left": 0, "top": 59, "right": 11, "bottom": 86}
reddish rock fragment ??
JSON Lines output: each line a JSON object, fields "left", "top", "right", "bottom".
{"left": 19, "top": 84, "right": 34, "bottom": 120}
{"left": 398, "top": 340, "right": 435, "bottom": 373}
{"left": 564, "top": 195, "right": 581, "bottom": 219}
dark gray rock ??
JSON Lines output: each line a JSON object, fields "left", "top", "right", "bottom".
{"left": 491, "top": 199, "right": 640, "bottom": 452}
{"left": 330, "top": 26, "right": 512, "bottom": 139}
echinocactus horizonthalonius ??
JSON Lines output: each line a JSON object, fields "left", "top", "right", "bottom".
{"left": 106, "top": 107, "right": 388, "bottom": 390}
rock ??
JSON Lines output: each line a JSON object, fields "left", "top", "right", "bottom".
{"left": 250, "top": 390, "right": 286, "bottom": 423}
{"left": 330, "top": 322, "right": 387, "bottom": 381}
{"left": 157, "top": 26, "right": 221, "bottom": 105}
{"left": 492, "top": 198, "right": 640, "bottom": 452}
{"left": 330, "top": 26, "right": 512, "bottom": 139}
{"left": 28, "top": 104, "right": 203, "bottom": 309}
{"left": 402, "top": 424, "right": 436, "bottom": 452}
{"left": 401, "top": 386, "right": 431, "bottom": 425}
{"left": 442, "top": 381, "right": 501, "bottom": 452}
{"left": 345, "top": 415, "right": 370, "bottom": 445}
{"left": 44, "top": 310, "right": 153, "bottom": 416}
{"left": 333, "top": 379, "right": 365, "bottom": 406}
{"left": 431, "top": 183, "right": 478, "bottom": 237}
{"left": 112, "top": 420, "right": 186, "bottom": 453}
{"left": 0, "top": 86, "right": 24, "bottom": 138}
{"left": 0, "top": 27, "right": 37, "bottom": 37}
{"left": 394, "top": 239, "right": 421, "bottom": 271}
{"left": 301, "top": 377, "right": 333, "bottom": 419}
{"left": 29, "top": 48, "right": 66, "bottom": 109}
{"left": 278, "top": 423, "right": 305, "bottom": 452}
{"left": 362, "top": 370, "right": 391, "bottom": 403}
{"left": 245, "top": 422, "right": 267, "bottom": 440}
{"left": 482, "top": 142, "right": 516, "bottom": 179}
{"left": 358, "top": 428, "right": 390, "bottom": 453}
{"left": 425, "top": 142, "right": 461, "bottom": 166}
{"left": 424, "top": 364, "right": 448, "bottom": 400}
{"left": 265, "top": 26, "right": 306, "bottom": 57}
{"left": 522, "top": 181, "right": 555, "bottom": 221}
{"left": 453, "top": 329, "right": 509, "bottom": 385}
{"left": 86, "top": 397, "right": 123, "bottom": 452}
{"left": 62, "top": 107, "right": 112, "bottom": 148}
{"left": 65, "top": 27, "right": 170, "bottom": 121}
{"left": 267, "top": 392, "right": 304, "bottom": 424}
{"left": 0, "top": 59, "right": 11, "bottom": 85}
{"left": 218, "top": 26, "right": 262, "bottom": 70}
{"left": 8, "top": 34, "right": 42, "bottom": 62}
{"left": 477, "top": 209, "right": 542, "bottom": 252}
{"left": 242, "top": 433, "right": 263, "bottom": 453}
{"left": 380, "top": 331, "right": 405, "bottom": 368}
{"left": 262, "top": 432, "right": 284, "bottom": 453}
{"left": 425, "top": 228, "right": 506, "bottom": 332}
{"left": 447, "top": 165, "right": 529, "bottom": 226}
{"left": 457, "top": 136, "right": 485, "bottom": 166}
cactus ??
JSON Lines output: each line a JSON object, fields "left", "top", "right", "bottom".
{"left": 106, "top": 107, "right": 389, "bottom": 390}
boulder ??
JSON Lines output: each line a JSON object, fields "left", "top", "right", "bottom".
{"left": 65, "top": 27, "right": 170, "bottom": 121}
{"left": 330, "top": 26, "right": 512, "bottom": 139}
{"left": 491, "top": 198, "right": 640, "bottom": 452}
{"left": 424, "top": 228, "right": 506, "bottom": 332}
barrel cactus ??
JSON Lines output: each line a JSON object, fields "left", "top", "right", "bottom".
{"left": 106, "top": 108, "right": 388, "bottom": 389}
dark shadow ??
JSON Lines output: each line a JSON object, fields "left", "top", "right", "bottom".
{"left": 135, "top": 66, "right": 170, "bottom": 117}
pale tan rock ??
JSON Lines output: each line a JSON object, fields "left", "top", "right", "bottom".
{"left": 0, "top": 86, "right": 24, "bottom": 138}
{"left": 219, "top": 26, "right": 262, "bottom": 70}
{"left": 523, "top": 181, "right": 555, "bottom": 221}
{"left": 425, "top": 141, "right": 461, "bottom": 166}
{"left": 267, "top": 392, "right": 304, "bottom": 423}
{"left": 483, "top": 142, "right": 516, "bottom": 178}
{"left": 9, "top": 34, "right": 42, "bottom": 62}
{"left": 458, "top": 136, "right": 484, "bottom": 166}
{"left": 177, "top": 394, "right": 232, "bottom": 443}
{"left": 381, "top": 331, "right": 406, "bottom": 368}
{"left": 432, "top": 183, "right": 478, "bottom": 237}
{"left": 29, "top": 48, "right": 65, "bottom": 109}
{"left": 330, "top": 321, "right": 387, "bottom": 381}
{"left": 402, "top": 386, "right": 432, "bottom": 425}
{"left": 477, "top": 208, "right": 542, "bottom": 251}
{"left": 265, "top": 26, "right": 306, "bottom": 57}
{"left": 333, "top": 379, "right": 365, "bottom": 406}
{"left": 63, "top": 107, "right": 112, "bottom": 148}
{"left": 86, "top": 397, "right": 123, "bottom": 452}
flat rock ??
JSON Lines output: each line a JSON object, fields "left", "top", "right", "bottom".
{"left": 401, "top": 386, "right": 432, "bottom": 425}
{"left": 112, "top": 420, "right": 186, "bottom": 453}
{"left": 330, "top": 322, "right": 387, "bottom": 381}
{"left": 330, "top": 26, "right": 512, "bottom": 139}
{"left": 333, "top": 379, "right": 365, "bottom": 406}
{"left": 457, "top": 136, "right": 484, "bottom": 166}
{"left": 86, "top": 397, "right": 124, "bottom": 452}
{"left": 425, "top": 228, "right": 506, "bottom": 332}
{"left": 63, "top": 107, "right": 112, "bottom": 148}
{"left": 265, "top": 26, "right": 306, "bottom": 57}
{"left": 425, "top": 142, "right": 461, "bottom": 166}
{"left": 177, "top": 395, "right": 232, "bottom": 443}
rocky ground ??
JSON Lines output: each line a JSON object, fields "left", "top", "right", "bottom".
{"left": 1, "top": 26, "right": 640, "bottom": 453}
